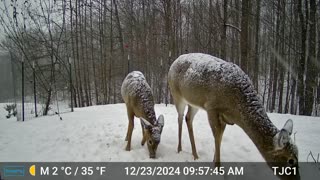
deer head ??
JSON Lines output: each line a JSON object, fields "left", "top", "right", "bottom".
{"left": 270, "top": 119, "right": 298, "bottom": 167}
{"left": 141, "top": 114, "right": 165, "bottom": 158}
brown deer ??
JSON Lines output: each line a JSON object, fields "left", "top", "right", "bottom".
{"left": 121, "top": 71, "right": 164, "bottom": 158}
{"left": 168, "top": 53, "right": 298, "bottom": 170}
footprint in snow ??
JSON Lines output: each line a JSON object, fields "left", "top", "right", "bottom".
{"left": 114, "top": 135, "right": 121, "bottom": 139}
{"left": 240, "top": 146, "right": 250, "bottom": 152}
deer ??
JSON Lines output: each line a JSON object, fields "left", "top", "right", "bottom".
{"left": 121, "top": 71, "right": 165, "bottom": 158}
{"left": 168, "top": 53, "right": 299, "bottom": 176}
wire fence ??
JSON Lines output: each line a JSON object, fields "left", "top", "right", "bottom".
{"left": 0, "top": 51, "right": 72, "bottom": 121}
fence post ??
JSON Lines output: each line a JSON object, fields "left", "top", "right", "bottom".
{"left": 33, "top": 61, "right": 38, "bottom": 117}
{"left": 165, "top": 51, "right": 171, "bottom": 107}
{"left": 127, "top": 54, "right": 130, "bottom": 74}
{"left": 21, "top": 57, "right": 25, "bottom": 122}
{"left": 10, "top": 52, "right": 18, "bottom": 121}
{"left": 69, "top": 57, "right": 74, "bottom": 112}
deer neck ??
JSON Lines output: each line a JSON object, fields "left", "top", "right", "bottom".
{"left": 238, "top": 104, "right": 279, "bottom": 161}
{"left": 141, "top": 99, "right": 157, "bottom": 125}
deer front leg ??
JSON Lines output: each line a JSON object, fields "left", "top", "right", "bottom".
{"left": 207, "top": 111, "right": 226, "bottom": 167}
{"left": 140, "top": 120, "right": 146, "bottom": 146}
{"left": 125, "top": 109, "right": 135, "bottom": 151}
{"left": 186, "top": 105, "right": 199, "bottom": 160}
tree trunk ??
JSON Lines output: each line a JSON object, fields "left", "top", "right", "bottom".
{"left": 89, "top": 0, "right": 98, "bottom": 105}
{"left": 75, "top": 0, "right": 84, "bottom": 107}
{"left": 253, "top": 0, "right": 261, "bottom": 91}
{"left": 297, "top": 0, "right": 307, "bottom": 115}
{"left": 270, "top": 0, "right": 281, "bottom": 112}
{"left": 240, "top": 0, "right": 251, "bottom": 73}
{"left": 69, "top": 0, "right": 78, "bottom": 108}
{"left": 102, "top": 0, "right": 108, "bottom": 104}
{"left": 305, "top": 0, "right": 317, "bottom": 115}
{"left": 317, "top": 78, "right": 320, "bottom": 115}
{"left": 109, "top": 0, "right": 114, "bottom": 104}
{"left": 113, "top": 0, "right": 125, "bottom": 79}
{"left": 221, "top": 0, "right": 228, "bottom": 60}
{"left": 84, "top": 0, "right": 92, "bottom": 106}
{"left": 79, "top": 0, "right": 89, "bottom": 106}
{"left": 285, "top": 1, "right": 294, "bottom": 114}
{"left": 277, "top": 0, "right": 286, "bottom": 113}
{"left": 162, "top": 0, "right": 172, "bottom": 106}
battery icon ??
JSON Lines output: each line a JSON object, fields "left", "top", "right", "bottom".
{"left": 29, "top": 165, "right": 36, "bottom": 176}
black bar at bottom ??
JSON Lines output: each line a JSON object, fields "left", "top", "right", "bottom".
{"left": 0, "top": 162, "right": 318, "bottom": 180}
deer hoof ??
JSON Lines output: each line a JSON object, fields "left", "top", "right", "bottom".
{"left": 193, "top": 154, "right": 199, "bottom": 160}
{"left": 177, "top": 146, "right": 182, "bottom": 153}
{"left": 214, "top": 162, "right": 221, "bottom": 167}
{"left": 125, "top": 146, "right": 131, "bottom": 151}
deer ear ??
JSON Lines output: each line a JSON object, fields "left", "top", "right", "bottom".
{"left": 157, "top": 114, "right": 164, "bottom": 133}
{"left": 141, "top": 118, "right": 153, "bottom": 129}
{"left": 276, "top": 119, "right": 293, "bottom": 148}
{"left": 277, "top": 129, "right": 290, "bottom": 148}
{"left": 157, "top": 114, "right": 164, "bottom": 127}
{"left": 282, "top": 119, "right": 293, "bottom": 135}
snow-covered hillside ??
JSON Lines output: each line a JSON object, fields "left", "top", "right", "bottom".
{"left": 0, "top": 103, "right": 319, "bottom": 162}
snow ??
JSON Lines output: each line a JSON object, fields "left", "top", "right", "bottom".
{"left": 0, "top": 103, "right": 319, "bottom": 162}
{"left": 121, "top": 71, "right": 150, "bottom": 97}
{"left": 170, "top": 53, "right": 250, "bottom": 88}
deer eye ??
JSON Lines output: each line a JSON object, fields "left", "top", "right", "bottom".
{"left": 288, "top": 158, "right": 295, "bottom": 165}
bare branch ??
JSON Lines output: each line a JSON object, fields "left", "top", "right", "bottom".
{"left": 225, "top": 23, "right": 241, "bottom": 33}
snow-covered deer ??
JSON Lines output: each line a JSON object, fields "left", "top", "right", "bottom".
{"left": 121, "top": 71, "right": 165, "bottom": 158}
{"left": 168, "top": 53, "right": 298, "bottom": 168}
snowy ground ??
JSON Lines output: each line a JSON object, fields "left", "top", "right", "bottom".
{"left": 0, "top": 103, "right": 319, "bottom": 162}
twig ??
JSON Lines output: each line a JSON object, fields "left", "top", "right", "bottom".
{"left": 225, "top": 23, "right": 241, "bottom": 33}
{"left": 307, "top": 151, "right": 320, "bottom": 163}
{"left": 307, "top": 151, "right": 317, "bottom": 163}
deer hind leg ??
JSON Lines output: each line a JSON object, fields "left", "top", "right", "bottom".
{"left": 186, "top": 105, "right": 199, "bottom": 160}
{"left": 125, "top": 107, "right": 135, "bottom": 151}
{"left": 174, "top": 99, "right": 186, "bottom": 153}
{"left": 207, "top": 110, "right": 226, "bottom": 167}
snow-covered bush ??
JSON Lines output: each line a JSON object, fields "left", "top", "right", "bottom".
{"left": 4, "top": 104, "right": 17, "bottom": 119}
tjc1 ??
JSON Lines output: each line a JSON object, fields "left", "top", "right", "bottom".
{"left": 272, "top": 166, "right": 297, "bottom": 176}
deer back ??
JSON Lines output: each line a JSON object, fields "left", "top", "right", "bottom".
{"left": 121, "top": 71, "right": 156, "bottom": 124}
